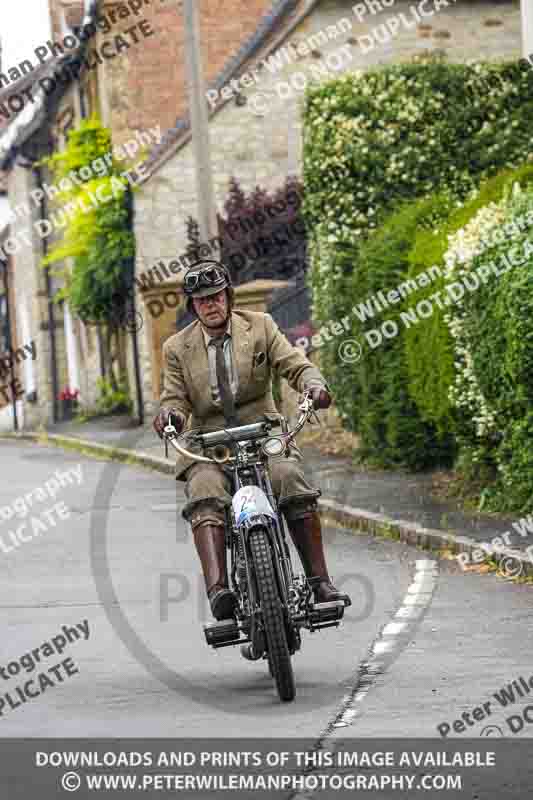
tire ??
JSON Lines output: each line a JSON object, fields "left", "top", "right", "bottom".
{"left": 249, "top": 526, "right": 296, "bottom": 702}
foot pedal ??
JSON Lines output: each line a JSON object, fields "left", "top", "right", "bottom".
{"left": 308, "top": 600, "right": 345, "bottom": 628}
{"left": 204, "top": 619, "right": 241, "bottom": 648}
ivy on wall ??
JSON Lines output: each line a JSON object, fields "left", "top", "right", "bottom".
{"left": 42, "top": 115, "right": 135, "bottom": 394}
{"left": 42, "top": 115, "right": 134, "bottom": 324}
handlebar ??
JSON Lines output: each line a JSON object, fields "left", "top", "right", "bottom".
{"left": 163, "top": 392, "right": 317, "bottom": 465}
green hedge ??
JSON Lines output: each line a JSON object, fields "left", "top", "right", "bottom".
{"left": 339, "top": 194, "right": 456, "bottom": 468}
{"left": 303, "top": 60, "right": 533, "bottom": 466}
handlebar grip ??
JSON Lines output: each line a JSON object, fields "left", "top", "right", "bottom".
{"left": 168, "top": 412, "right": 182, "bottom": 431}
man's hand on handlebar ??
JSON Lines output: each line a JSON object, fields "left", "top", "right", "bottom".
{"left": 153, "top": 407, "right": 184, "bottom": 439}
{"left": 306, "top": 385, "right": 332, "bottom": 411}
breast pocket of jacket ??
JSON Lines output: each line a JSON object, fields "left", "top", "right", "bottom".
{"left": 251, "top": 350, "right": 269, "bottom": 383}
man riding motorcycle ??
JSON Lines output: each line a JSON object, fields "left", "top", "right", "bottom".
{"left": 153, "top": 260, "right": 350, "bottom": 621}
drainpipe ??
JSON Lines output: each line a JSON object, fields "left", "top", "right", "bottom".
{"left": 35, "top": 165, "right": 59, "bottom": 424}
{"left": 125, "top": 187, "right": 144, "bottom": 425}
{"left": 1, "top": 258, "right": 18, "bottom": 431}
{"left": 76, "top": 82, "right": 105, "bottom": 379}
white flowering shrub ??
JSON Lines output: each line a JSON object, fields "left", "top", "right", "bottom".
{"left": 450, "top": 187, "right": 533, "bottom": 510}
{"left": 405, "top": 163, "right": 533, "bottom": 438}
{"left": 443, "top": 200, "right": 506, "bottom": 440}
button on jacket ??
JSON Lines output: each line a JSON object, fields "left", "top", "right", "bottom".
{"left": 160, "top": 309, "right": 328, "bottom": 480}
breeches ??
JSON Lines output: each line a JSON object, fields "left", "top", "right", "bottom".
{"left": 182, "top": 457, "right": 320, "bottom": 530}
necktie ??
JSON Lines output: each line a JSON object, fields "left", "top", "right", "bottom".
{"left": 211, "top": 336, "right": 239, "bottom": 427}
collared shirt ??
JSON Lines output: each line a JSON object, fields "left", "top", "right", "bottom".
{"left": 201, "top": 319, "right": 239, "bottom": 406}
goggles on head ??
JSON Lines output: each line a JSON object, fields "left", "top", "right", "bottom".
{"left": 184, "top": 266, "right": 228, "bottom": 295}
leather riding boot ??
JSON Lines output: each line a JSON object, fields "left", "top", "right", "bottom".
{"left": 193, "top": 524, "right": 237, "bottom": 620}
{"left": 286, "top": 510, "right": 351, "bottom": 606}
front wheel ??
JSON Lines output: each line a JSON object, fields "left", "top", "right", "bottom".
{"left": 249, "top": 527, "right": 295, "bottom": 702}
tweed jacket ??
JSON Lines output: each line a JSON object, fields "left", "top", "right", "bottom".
{"left": 159, "top": 310, "right": 327, "bottom": 479}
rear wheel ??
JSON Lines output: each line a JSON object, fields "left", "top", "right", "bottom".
{"left": 249, "top": 527, "right": 295, "bottom": 702}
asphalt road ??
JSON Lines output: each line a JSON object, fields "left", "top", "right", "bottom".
{"left": 0, "top": 440, "right": 531, "bottom": 746}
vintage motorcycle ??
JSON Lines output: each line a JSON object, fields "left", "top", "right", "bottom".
{"left": 163, "top": 393, "right": 350, "bottom": 702}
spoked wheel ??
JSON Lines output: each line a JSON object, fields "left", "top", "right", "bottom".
{"left": 249, "top": 527, "right": 295, "bottom": 702}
